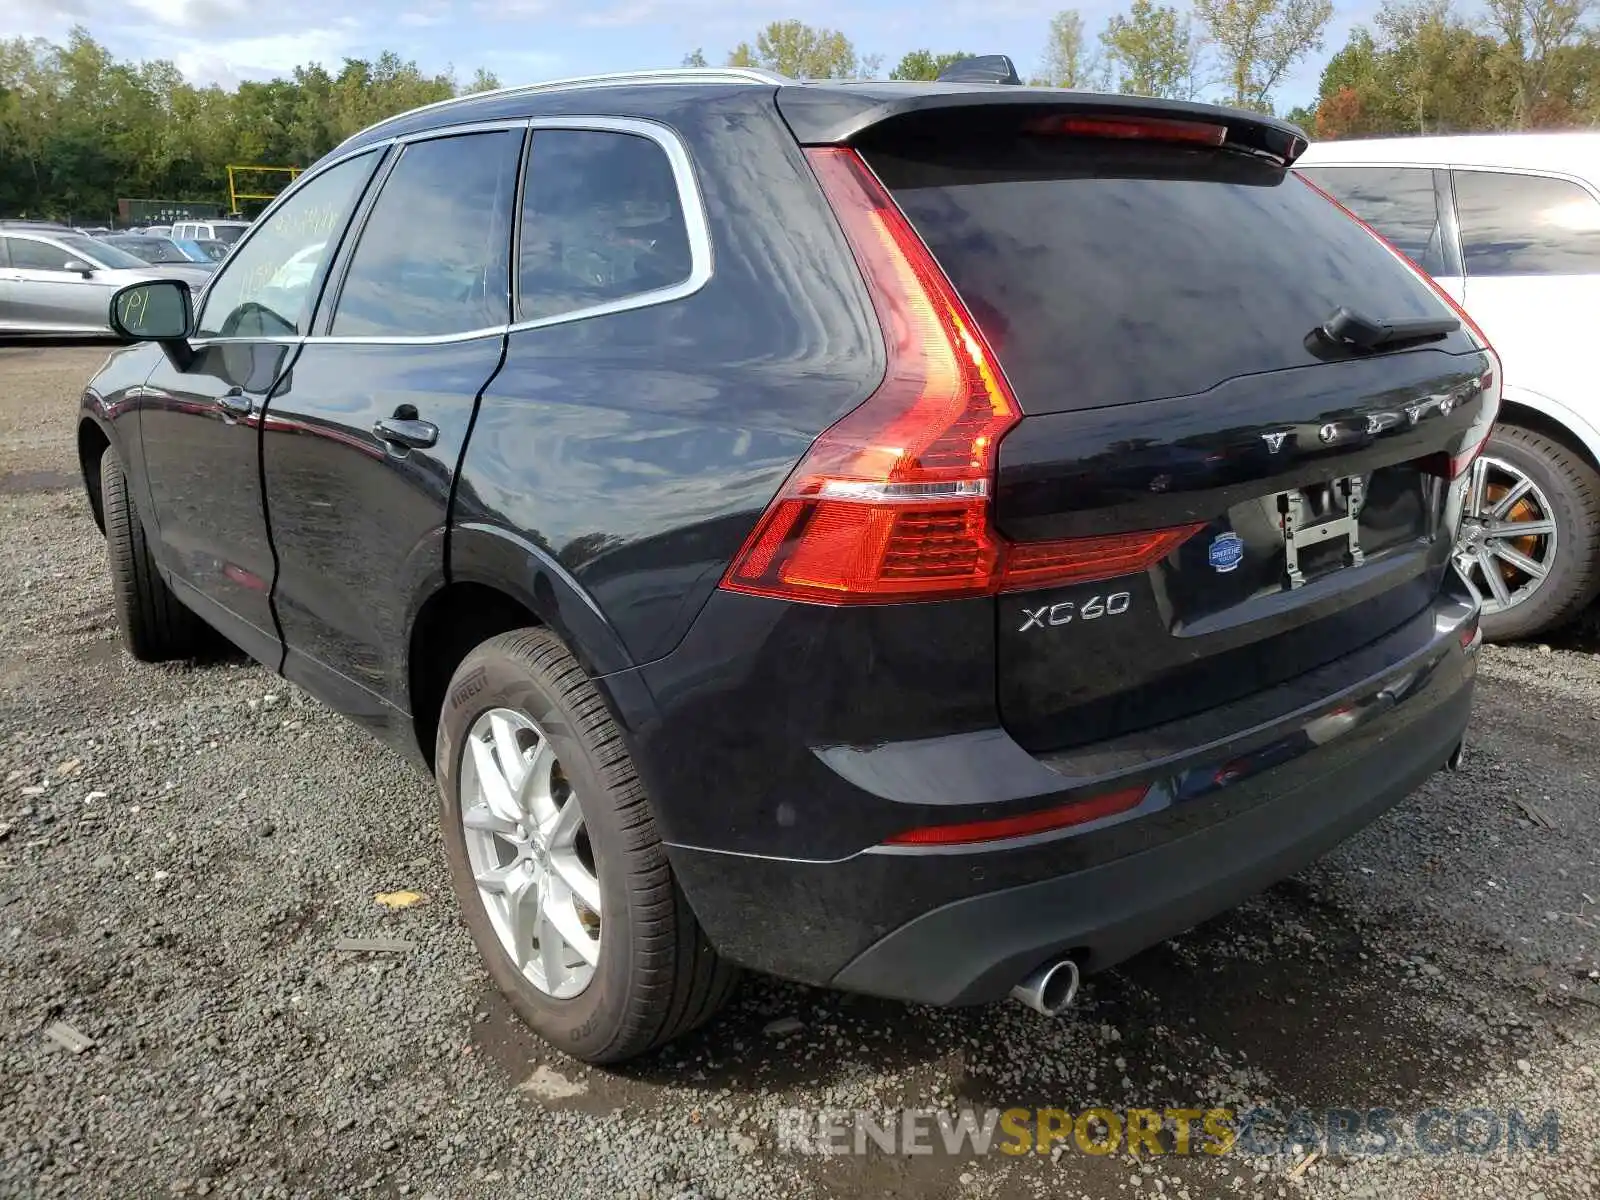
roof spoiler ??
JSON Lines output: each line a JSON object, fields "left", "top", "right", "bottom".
{"left": 776, "top": 88, "right": 1309, "bottom": 166}
{"left": 936, "top": 55, "right": 1022, "bottom": 85}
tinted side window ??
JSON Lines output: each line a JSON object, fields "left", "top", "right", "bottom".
{"left": 9, "top": 238, "right": 73, "bottom": 271}
{"left": 1296, "top": 165, "right": 1447, "bottom": 275}
{"left": 518, "top": 129, "right": 694, "bottom": 322}
{"left": 197, "top": 151, "right": 376, "bottom": 338}
{"left": 1454, "top": 169, "right": 1600, "bottom": 276}
{"left": 331, "top": 131, "right": 520, "bottom": 337}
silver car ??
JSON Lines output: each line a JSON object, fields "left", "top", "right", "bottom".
{"left": 0, "top": 231, "right": 212, "bottom": 336}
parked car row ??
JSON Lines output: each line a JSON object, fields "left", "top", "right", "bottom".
{"left": 78, "top": 67, "right": 1492, "bottom": 1063}
{"left": 0, "top": 226, "right": 215, "bottom": 336}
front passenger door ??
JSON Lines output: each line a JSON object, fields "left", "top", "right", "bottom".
{"left": 137, "top": 150, "right": 381, "bottom": 665}
{"left": 261, "top": 126, "right": 522, "bottom": 738}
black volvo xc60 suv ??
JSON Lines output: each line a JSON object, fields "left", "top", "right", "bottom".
{"left": 79, "top": 66, "right": 1494, "bottom": 1063}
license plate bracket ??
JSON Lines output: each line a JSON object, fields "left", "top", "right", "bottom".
{"left": 1278, "top": 476, "right": 1366, "bottom": 588}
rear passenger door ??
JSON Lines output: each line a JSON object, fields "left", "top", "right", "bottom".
{"left": 1450, "top": 167, "right": 1600, "bottom": 408}
{"left": 260, "top": 125, "right": 522, "bottom": 739}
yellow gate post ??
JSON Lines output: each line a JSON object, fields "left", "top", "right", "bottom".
{"left": 226, "top": 165, "right": 303, "bottom": 215}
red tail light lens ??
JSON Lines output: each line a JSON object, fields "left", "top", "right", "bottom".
{"left": 722, "top": 147, "right": 1018, "bottom": 603}
{"left": 722, "top": 148, "right": 1200, "bottom": 605}
{"left": 1027, "top": 114, "right": 1227, "bottom": 147}
{"left": 1298, "top": 172, "right": 1502, "bottom": 481}
{"left": 1002, "top": 525, "right": 1204, "bottom": 593}
{"left": 882, "top": 785, "right": 1149, "bottom": 847}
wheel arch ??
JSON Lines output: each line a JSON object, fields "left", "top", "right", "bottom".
{"left": 408, "top": 523, "right": 654, "bottom": 772}
{"left": 1497, "top": 388, "right": 1600, "bottom": 475}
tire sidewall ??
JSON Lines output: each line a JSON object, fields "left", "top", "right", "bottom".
{"left": 435, "top": 641, "right": 642, "bottom": 1061}
{"left": 1477, "top": 427, "right": 1598, "bottom": 640}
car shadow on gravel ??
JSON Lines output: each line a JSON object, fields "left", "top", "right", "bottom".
{"left": 476, "top": 789, "right": 1592, "bottom": 1146}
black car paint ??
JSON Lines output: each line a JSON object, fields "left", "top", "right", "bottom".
{"left": 137, "top": 341, "right": 294, "bottom": 666}
{"left": 77, "top": 78, "right": 1482, "bottom": 1008}
{"left": 265, "top": 337, "right": 503, "bottom": 742}
{"left": 453, "top": 89, "right": 884, "bottom": 666}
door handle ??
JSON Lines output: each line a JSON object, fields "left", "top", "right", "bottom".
{"left": 217, "top": 391, "right": 253, "bottom": 419}
{"left": 373, "top": 417, "right": 439, "bottom": 450}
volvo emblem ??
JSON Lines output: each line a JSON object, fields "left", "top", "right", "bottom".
{"left": 1261, "top": 431, "right": 1289, "bottom": 453}
{"left": 1208, "top": 531, "right": 1245, "bottom": 573}
{"left": 1319, "top": 423, "right": 1341, "bottom": 445}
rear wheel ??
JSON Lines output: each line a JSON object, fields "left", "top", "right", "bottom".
{"left": 1454, "top": 423, "right": 1600, "bottom": 642}
{"left": 436, "top": 628, "right": 738, "bottom": 1063}
{"left": 99, "top": 450, "right": 207, "bottom": 661}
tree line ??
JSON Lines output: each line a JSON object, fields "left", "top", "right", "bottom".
{"left": 4, "top": 3, "right": 1599, "bottom": 222}
{"left": 0, "top": 29, "right": 499, "bottom": 222}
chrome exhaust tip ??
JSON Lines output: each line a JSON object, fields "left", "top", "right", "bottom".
{"left": 1445, "top": 740, "right": 1466, "bottom": 771}
{"left": 1011, "top": 958, "right": 1080, "bottom": 1016}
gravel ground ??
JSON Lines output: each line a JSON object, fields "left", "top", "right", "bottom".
{"left": 1, "top": 343, "right": 1597, "bottom": 1200}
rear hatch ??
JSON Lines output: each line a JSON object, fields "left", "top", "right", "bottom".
{"left": 797, "top": 93, "right": 1495, "bottom": 753}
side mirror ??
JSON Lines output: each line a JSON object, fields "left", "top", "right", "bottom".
{"left": 63, "top": 258, "right": 94, "bottom": 278}
{"left": 110, "top": 279, "right": 195, "bottom": 366}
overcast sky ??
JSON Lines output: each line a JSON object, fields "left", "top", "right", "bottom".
{"left": 13, "top": 0, "right": 1384, "bottom": 112}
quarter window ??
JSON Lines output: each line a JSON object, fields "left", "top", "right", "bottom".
{"left": 1295, "top": 165, "right": 1447, "bottom": 276}
{"left": 517, "top": 129, "right": 694, "bottom": 322}
{"left": 1454, "top": 169, "right": 1600, "bottom": 276}
{"left": 331, "top": 131, "right": 521, "bottom": 337}
{"left": 197, "top": 151, "right": 377, "bottom": 339}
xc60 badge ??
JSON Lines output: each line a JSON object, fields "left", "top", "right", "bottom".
{"left": 1018, "top": 592, "right": 1132, "bottom": 631}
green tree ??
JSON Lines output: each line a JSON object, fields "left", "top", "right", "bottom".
{"left": 1193, "top": 0, "right": 1335, "bottom": 111}
{"left": 1038, "top": 10, "right": 1098, "bottom": 87}
{"left": 1101, "top": 0, "right": 1200, "bottom": 97}
{"left": 888, "top": 49, "right": 974, "bottom": 80}
{"left": 1307, "top": 1, "right": 1519, "bottom": 138}
{"left": 727, "top": 20, "right": 858, "bottom": 78}
{"left": 681, "top": 48, "right": 709, "bottom": 68}
{"left": 1485, "top": 0, "right": 1594, "bottom": 126}
{"left": 0, "top": 26, "right": 506, "bottom": 221}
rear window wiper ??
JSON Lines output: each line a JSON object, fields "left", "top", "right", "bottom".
{"left": 1315, "top": 305, "right": 1460, "bottom": 352}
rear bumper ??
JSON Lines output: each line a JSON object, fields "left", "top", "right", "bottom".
{"left": 656, "top": 592, "right": 1478, "bottom": 1005}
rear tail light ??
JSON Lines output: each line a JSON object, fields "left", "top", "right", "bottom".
{"left": 1026, "top": 114, "right": 1228, "bottom": 147}
{"left": 1001, "top": 525, "right": 1203, "bottom": 593}
{"left": 881, "top": 785, "right": 1149, "bottom": 847}
{"left": 720, "top": 148, "right": 1199, "bottom": 605}
{"left": 1298, "top": 173, "right": 1501, "bottom": 482}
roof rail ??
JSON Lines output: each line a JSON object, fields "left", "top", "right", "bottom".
{"left": 346, "top": 67, "right": 790, "bottom": 145}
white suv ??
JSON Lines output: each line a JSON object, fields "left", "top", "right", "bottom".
{"left": 1298, "top": 133, "right": 1600, "bottom": 640}
{"left": 170, "top": 219, "right": 251, "bottom": 246}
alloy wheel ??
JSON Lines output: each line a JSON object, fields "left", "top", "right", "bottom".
{"left": 459, "top": 707, "right": 601, "bottom": 998}
{"left": 1453, "top": 454, "right": 1559, "bottom": 617}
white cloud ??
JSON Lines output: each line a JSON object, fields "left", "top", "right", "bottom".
{"left": 169, "top": 27, "right": 362, "bottom": 86}
{"left": 125, "top": 0, "right": 253, "bottom": 31}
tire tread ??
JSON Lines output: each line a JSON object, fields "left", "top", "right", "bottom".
{"left": 466, "top": 628, "right": 737, "bottom": 1061}
{"left": 99, "top": 451, "right": 204, "bottom": 661}
{"left": 1481, "top": 424, "right": 1600, "bottom": 640}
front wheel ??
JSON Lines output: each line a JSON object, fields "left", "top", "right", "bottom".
{"left": 436, "top": 628, "right": 738, "bottom": 1063}
{"left": 1454, "top": 423, "right": 1600, "bottom": 642}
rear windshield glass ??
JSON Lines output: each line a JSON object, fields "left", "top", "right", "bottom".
{"left": 867, "top": 141, "right": 1457, "bottom": 412}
